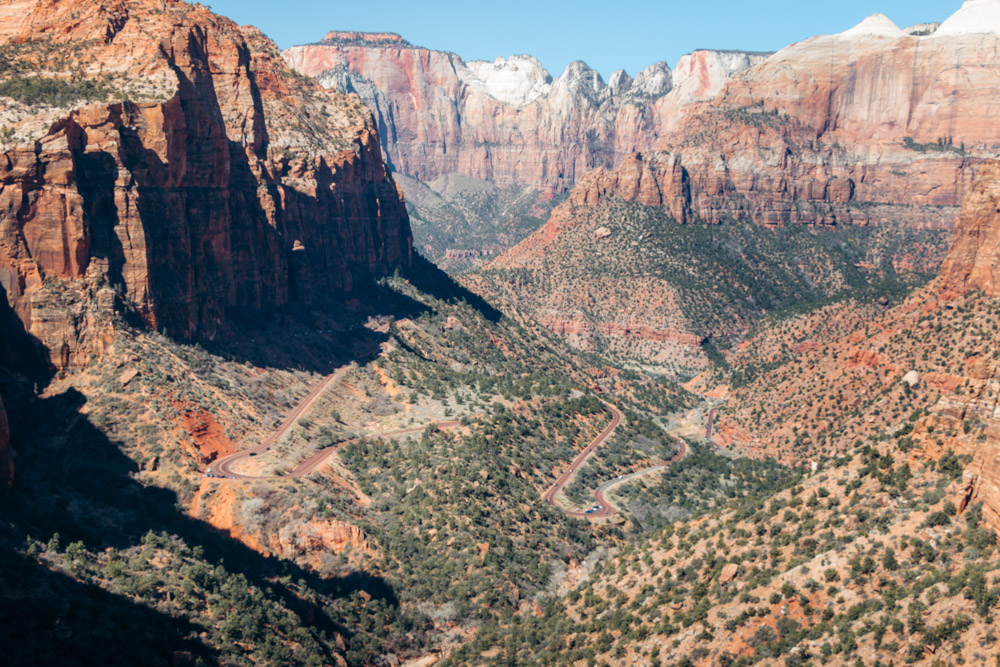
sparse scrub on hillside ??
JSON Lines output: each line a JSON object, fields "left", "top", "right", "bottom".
{"left": 470, "top": 197, "right": 947, "bottom": 373}
{"left": 0, "top": 75, "right": 118, "bottom": 106}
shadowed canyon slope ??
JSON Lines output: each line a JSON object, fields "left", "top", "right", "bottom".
{"left": 0, "top": 0, "right": 412, "bottom": 371}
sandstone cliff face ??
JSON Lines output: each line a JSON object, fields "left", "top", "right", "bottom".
{"left": 287, "top": 7, "right": 1000, "bottom": 234}
{"left": 513, "top": 9, "right": 999, "bottom": 232}
{"left": 651, "top": 9, "right": 1000, "bottom": 229}
{"left": 667, "top": 50, "right": 772, "bottom": 108}
{"left": 0, "top": 1, "right": 412, "bottom": 370}
{"left": 284, "top": 32, "right": 673, "bottom": 192}
{"left": 939, "top": 160, "right": 1000, "bottom": 296}
{"left": 567, "top": 152, "right": 691, "bottom": 224}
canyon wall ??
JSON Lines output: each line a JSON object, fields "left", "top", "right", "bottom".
{"left": 939, "top": 161, "right": 1000, "bottom": 297}
{"left": 284, "top": 33, "right": 771, "bottom": 193}
{"left": 0, "top": 1, "right": 412, "bottom": 370}
{"left": 493, "top": 10, "right": 1000, "bottom": 231}
{"left": 289, "top": 6, "right": 1000, "bottom": 234}
{"left": 653, "top": 11, "right": 1000, "bottom": 228}
{"left": 283, "top": 32, "right": 673, "bottom": 192}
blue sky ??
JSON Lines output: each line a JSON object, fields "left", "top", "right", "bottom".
{"left": 206, "top": 0, "right": 963, "bottom": 78}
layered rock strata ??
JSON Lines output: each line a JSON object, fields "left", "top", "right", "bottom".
{"left": 655, "top": 7, "right": 1000, "bottom": 228}
{"left": 284, "top": 32, "right": 674, "bottom": 191}
{"left": 285, "top": 33, "right": 768, "bottom": 192}
{"left": 0, "top": 1, "right": 412, "bottom": 370}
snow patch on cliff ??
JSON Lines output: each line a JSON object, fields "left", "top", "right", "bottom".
{"left": 936, "top": 0, "right": 1000, "bottom": 36}
{"left": 466, "top": 56, "right": 552, "bottom": 107}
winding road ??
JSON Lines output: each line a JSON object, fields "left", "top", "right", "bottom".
{"left": 213, "top": 368, "right": 458, "bottom": 480}
{"left": 212, "top": 369, "right": 697, "bottom": 521}
{"left": 585, "top": 438, "right": 688, "bottom": 518}
{"left": 706, "top": 406, "right": 722, "bottom": 449}
{"left": 541, "top": 402, "right": 623, "bottom": 516}
{"left": 541, "top": 402, "right": 691, "bottom": 519}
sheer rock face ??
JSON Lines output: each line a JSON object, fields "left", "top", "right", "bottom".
{"left": 557, "top": 10, "right": 1000, "bottom": 230}
{"left": 287, "top": 9, "right": 1000, "bottom": 234}
{"left": 283, "top": 32, "right": 681, "bottom": 192}
{"left": 939, "top": 161, "right": 1000, "bottom": 297}
{"left": 568, "top": 152, "right": 691, "bottom": 224}
{"left": 654, "top": 11, "right": 1000, "bottom": 228}
{"left": 668, "top": 50, "right": 771, "bottom": 106}
{"left": 0, "top": 1, "right": 412, "bottom": 370}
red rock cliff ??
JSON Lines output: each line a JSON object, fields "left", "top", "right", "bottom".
{"left": 939, "top": 160, "right": 1000, "bottom": 296}
{"left": 0, "top": 0, "right": 412, "bottom": 368}
{"left": 283, "top": 34, "right": 674, "bottom": 192}
{"left": 652, "top": 13, "right": 1000, "bottom": 229}
{"left": 288, "top": 9, "right": 1000, "bottom": 233}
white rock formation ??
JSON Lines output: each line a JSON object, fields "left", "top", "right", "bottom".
{"left": 936, "top": 0, "right": 1000, "bottom": 36}
{"left": 837, "top": 13, "right": 904, "bottom": 38}
{"left": 671, "top": 50, "right": 771, "bottom": 103}
{"left": 465, "top": 55, "right": 553, "bottom": 107}
{"left": 632, "top": 62, "right": 673, "bottom": 98}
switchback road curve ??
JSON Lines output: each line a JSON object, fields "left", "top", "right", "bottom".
{"left": 540, "top": 403, "right": 690, "bottom": 520}
{"left": 541, "top": 401, "right": 623, "bottom": 515}
{"left": 213, "top": 368, "right": 458, "bottom": 480}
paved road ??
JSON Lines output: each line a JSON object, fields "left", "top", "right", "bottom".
{"left": 541, "top": 402, "right": 623, "bottom": 514}
{"left": 541, "top": 402, "right": 694, "bottom": 520}
{"left": 213, "top": 368, "right": 458, "bottom": 480}
{"left": 541, "top": 403, "right": 688, "bottom": 519}
{"left": 212, "top": 366, "right": 694, "bottom": 521}
{"left": 587, "top": 438, "right": 688, "bottom": 518}
{"left": 215, "top": 370, "right": 347, "bottom": 478}
{"left": 706, "top": 406, "right": 721, "bottom": 449}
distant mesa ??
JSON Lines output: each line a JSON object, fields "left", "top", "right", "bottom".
{"left": 319, "top": 31, "right": 411, "bottom": 47}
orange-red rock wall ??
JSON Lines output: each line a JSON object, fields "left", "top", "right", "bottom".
{"left": 939, "top": 160, "right": 1000, "bottom": 296}
{"left": 0, "top": 6, "right": 412, "bottom": 365}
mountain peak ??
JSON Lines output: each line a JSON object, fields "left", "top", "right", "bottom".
{"left": 466, "top": 55, "right": 553, "bottom": 107}
{"left": 937, "top": 0, "right": 1000, "bottom": 36}
{"left": 838, "top": 12, "right": 904, "bottom": 38}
